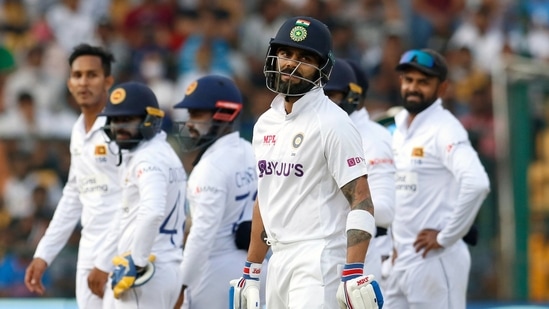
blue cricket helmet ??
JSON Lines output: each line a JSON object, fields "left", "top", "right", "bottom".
{"left": 324, "top": 58, "right": 362, "bottom": 114}
{"left": 173, "top": 75, "right": 243, "bottom": 152}
{"left": 101, "top": 82, "right": 164, "bottom": 149}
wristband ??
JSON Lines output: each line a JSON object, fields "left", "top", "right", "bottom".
{"left": 345, "top": 209, "right": 376, "bottom": 237}
{"left": 341, "top": 263, "right": 364, "bottom": 282}
{"left": 243, "top": 261, "right": 262, "bottom": 281}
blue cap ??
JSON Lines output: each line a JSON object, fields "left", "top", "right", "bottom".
{"left": 101, "top": 81, "right": 159, "bottom": 116}
{"left": 174, "top": 75, "right": 242, "bottom": 110}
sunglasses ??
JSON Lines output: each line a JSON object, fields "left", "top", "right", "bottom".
{"left": 399, "top": 50, "right": 435, "bottom": 68}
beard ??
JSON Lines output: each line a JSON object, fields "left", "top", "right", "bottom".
{"left": 401, "top": 91, "right": 437, "bottom": 115}
{"left": 274, "top": 69, "right": 316, "bottom": 95}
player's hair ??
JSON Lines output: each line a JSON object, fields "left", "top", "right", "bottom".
{"left": 68, "top": 43, "right": 115, "bottom": 77}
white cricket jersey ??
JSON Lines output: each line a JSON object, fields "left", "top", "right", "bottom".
{"left": 98, "top": 132, "right": 186, "bottom": 268}
{"left": 34, "top": 115, "right": 122, "bottom": 269}
{"left": 391, "top": 100, "right": 490, "bottom": 271}
{"left": 179, "top": 131, "right": 257, "bottom": 287}
{"left": 253, "top": 87, "right": 368, "bottom": 244}
{"left": 350, "top": 108, "right": 395, "bottom": 228}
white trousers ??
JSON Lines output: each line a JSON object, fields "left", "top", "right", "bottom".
{"left": 76, "top": 267, "right": 114, "bottom": 309}
{"left": 384, "top": 241, "right": 471, "bottom": 309}
{"left": 267, "top": 237, "right": 346, "bottom": 309}
{"left": 113, "top": 261, "right": 182, "bottom": 309}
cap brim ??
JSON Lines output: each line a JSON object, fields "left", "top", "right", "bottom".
{"left": 395, "top": 63, "right": 440, "bottom": 77}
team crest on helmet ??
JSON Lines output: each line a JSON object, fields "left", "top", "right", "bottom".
{"left": 292, "top": 133, "right": 304, "bottom": 148}
{"left": 186, "top": 81, "right": 198, "bottom": 95}
{"left": 110, "top": 88, "right": 126, "bottom": 104}
{"left": 290, "top": 26, "right": 307, "bottom": 42}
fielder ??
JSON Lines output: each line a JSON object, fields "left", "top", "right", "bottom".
{"left": 230, "top": 16, "right": 383, "bottom": 309}
{"left": 24, "top": 44, "right": 120, "bottom": 308}
{"left": 97, "top": 82, "right": 186, "bottom": 308}
{"left": 171, "top": 75, "right": 266, "bottom": 308}
{"left": 324, "top": 58, "right": 396, "bottom": 282}
{"left": 385, "top": 49, "right": 490, "bottom": 309}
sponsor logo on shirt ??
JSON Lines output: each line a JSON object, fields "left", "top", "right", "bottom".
{"left": 368, "top": 158, "right": 394, "bottom": 166}
{"left": 263, "top": 135, "right": 276, "bottom": 145}
{"left": 194, "top": 186, "right": 220, "bottom": 194}
{"left": 395, "top": 172, "right": 417, "bottom": 192}
{"left": 411, "top": 147, "right": 424, "bottom": 157}
{"left": 446, "top": 140, "right": 467, "bottom": 153}
{"left": 257, "top": 160, "right": 304, "bottom": 177}
{"left": 136, "top": 165, "right": 162, "bottom": 178}
{"left": 235, "top": 167, "right": 256, "bottom": 188}
{"left": 346, "top": 156, "right": 365, "bottom": 167}
{"left": 79, "top": 176, "right": 108, "bottom": 194}
{"left": 95, "top": 144, "right": 108, "bottom": 163}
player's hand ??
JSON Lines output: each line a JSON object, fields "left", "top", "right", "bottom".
{"left": 24, "top": 258, "right": 48, "bottom": 295}
{"left": 229, "top": 261, "right": 261, "bottom": 309}
{"left": 88, "top": 267, "right": 109, "bottom": 298}
{"left": 414, "top": 228, "right": 442, "bottom": 258}
{"left": 336, "top": 263, "right": 383, "bottom": 309}
{"left": 110, "top": 253, "right": 156, "bottom": 299}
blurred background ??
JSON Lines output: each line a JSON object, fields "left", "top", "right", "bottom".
{"left": 0, "top": 0, "right": 548, "bottom": 307}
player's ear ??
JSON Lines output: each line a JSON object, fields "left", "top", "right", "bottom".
{"left": 105, "top": 75, "right": 115, "bottom": 92}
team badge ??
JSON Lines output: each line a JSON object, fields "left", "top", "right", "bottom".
{"left": 290, "top": 26, "right": 307, "bottom": 42}
{"left": 186, "top": 81, "right": 198, "bottom": 95}
{"left": 411, "top": 147, "right": 424, "bottom": 157}
{"left": 110, "top": 88, "right": 126, "bottom": 104}
{"left": 95, "top": 145, "right": 107, "bottom": 155}
{"left": 292, "top": 133, "right": 304, "bottom": 148}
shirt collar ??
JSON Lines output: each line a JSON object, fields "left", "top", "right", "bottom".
{"left": 271, "top": 87, "right": 325, "bottom": 119}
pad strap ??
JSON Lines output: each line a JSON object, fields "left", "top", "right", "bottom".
{"left": 345, "top": 209, "right": 376, "bottom": 237}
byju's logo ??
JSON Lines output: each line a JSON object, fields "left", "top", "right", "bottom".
{"left": 346, "top": 157, "right": 364, "bottom": 167}
{"left": 258, "top": 160, "right": 304, "bottom": 178}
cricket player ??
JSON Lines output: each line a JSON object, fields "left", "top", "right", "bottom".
{"left": 97, "top": 82, "right": 186, "bottom": 308}
{"left": 385, "top": 49, "right": 490, "bottom": 308}
{"left": 24, "top": 44, "right": 120, "bottom": 308}
{"left": 172, "top": 74, "right": 266, "bottom": 308}
{"left": 230, "top": 16, "right": 383, "bottom": 309}
{"left": 324, "top": 58, "right": 396, "bottom": 281}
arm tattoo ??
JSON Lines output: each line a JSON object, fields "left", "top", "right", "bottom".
{"left": 342, "top": 176, "right": 374, "bottom": 246}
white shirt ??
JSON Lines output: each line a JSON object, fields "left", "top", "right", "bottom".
{"left": 392, "top": 99, "right": 490, "bottom": 270}
{"left": 180, "top": 131, "right": 257, "bottom": 287}
{"left": 253, "top": 88, "right": 368, "bottom": 244}
{"left": 97, "top": 132, "right": 186, "bottom": 269}
{"left": 34, "top": 115, "right": 122, "bottom": 269}
{"left": 350, "top": 108, "right": 395, "bottom": 228}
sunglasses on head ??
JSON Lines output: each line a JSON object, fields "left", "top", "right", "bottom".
{"left": 399, "top": 50, "right": 435, "bottom": 68}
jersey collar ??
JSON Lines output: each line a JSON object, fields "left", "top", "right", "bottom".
{"left": 395, "top": 98, "right": 443, "bottom": 133}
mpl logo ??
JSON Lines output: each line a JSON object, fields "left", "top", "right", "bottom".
{"left": 356, "top": 276, "right": 370, "bottom": 286}
{"left": 347, "top": 156, "right": 364, "bottom": 167}
{"left": 263, "top": 135, "right": 276, "bottom": 145}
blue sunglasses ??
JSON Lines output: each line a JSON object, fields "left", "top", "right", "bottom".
{"left": 399, "top": 50, "right": 435, "bottom": 68}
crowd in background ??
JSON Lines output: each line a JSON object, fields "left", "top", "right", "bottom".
{"left": 0, "top": 0, "right": 548, "bottom": 300}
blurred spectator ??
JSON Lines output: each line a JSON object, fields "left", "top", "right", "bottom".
{"left": 139, "top": 50, "right": 177, "bottom": 115}
{"left": 45, "top": 0, "right": 97, "bottom": 53}
{"left": 449, "top": 3, "right": 505, "bottom": 73}
{"left": 2, "top": 151, "right": 35, "bottom": 219}
{"left": 3, "top": 44, "right": 65, "bottom": 113}
{"left": 0, "top": 91, "right": 57, "bottom": 139}
{"left": 0, "top": 45, "right": 16, "bottom": 113}
{"left": 0, "top": 0, "right": 33, "bottom": 53}
{"left": 239, "top": 0, "right": 286, "bottom": 86}
{"left": 410, "top": 0, "right": 466, "bottom": 50}
{"left": 93, "top": 17, "right": 131, "bottom": 81}
{"left": 327, "top": 18, "right": 362, "bottom": 62}
{"left": 176, "top": 7, "right": 233, "bottom": 89}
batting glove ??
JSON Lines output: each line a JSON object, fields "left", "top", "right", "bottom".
{"left": 229, "top": 261, "right": 261, "bottom": 309}
{"left": 110, "top": 253, "right": 156, "bottom": 299}
{"left": 336, "top": 263, "right": 384, "bottom": 309}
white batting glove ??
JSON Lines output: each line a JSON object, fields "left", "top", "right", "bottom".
{"left": 229, "top": 261, "right": 261, "bottom": 309}
{"left": 336, "top": 263, "right": 384, "bottom": 309}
